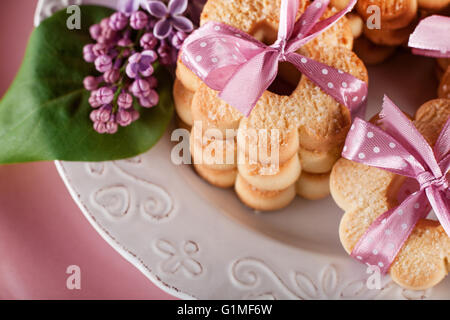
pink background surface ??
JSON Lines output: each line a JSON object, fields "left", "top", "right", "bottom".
{"left": 0, "top": 0, "right": 174, "bottom": 299}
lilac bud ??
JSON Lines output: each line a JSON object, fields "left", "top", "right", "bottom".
{"left": 98, "top": 105, "right": 113, "bottom": 122}
{"left": 118, "top": 38, "right": 133, "bottom": 47}
{"left": 130, "top": 11, "right": 148, "bottom": 30}
{"left": 159, "top": 53, "right": 173, "bottom": 66}
{"left": 140, "top": 33, "right": 158, "bottom": 50}
{"left": 130, "top": 79, "right": 150, "bottom": 98}
{"left": 97, "top": 87, "right": 114, "bottom": 104}
{"left": 95, "top": 55, "right": 113, "bottom": 73}
{"left": 92, "top": 43, "right": 108, "bottom": 56}
{"left": 89, "top": 24, "right": 102, "bottom": 40}
{"left": 83, "top": 76, "right": 99, "bottom": 90}
{"left": 109, "top": 12, "right": 128, "bottom": 31}
{"left": 83, "top": 44, "right": 96, "bottom": 62}
{"left": 171, "top": 31, "right": 187, "bottom": 49}
{"left": 96, "top": 35, "right": 107, "bottom": 44}
{"left": 94, "top": 121, "right": 107, "bottom": 134}
{"left": 103, "top": 69, "right": 120, "bottom": 84}
{"left": 90, "top": 109, "right": 100, "bottom": 122}
{"left": 120, "top": 48, "right": 131, "bottom": 58}
{"left": 118, "top": 92, "right": 133, "bottom": 109}
{"left": 139, "top": 90, "right": 159, "bottom": 108}
{"left": 157, "top": 42, "right": 173, "bottom": 65}
{"left": 116, "top": 109, "right": 133, "bottom": 127}
{"left": 89, "top": 91, "right": 102, "bottom": 108}
{"left": 100, "top": 18, "right": 110, "bottom": 29}
{"left": 147, "top": 76, "right": 158, "bottom": 89}
{"left": 105, "top": 120, "right": 118, "bottom": 134}
{"left": 130, "top": 109, "right": 140, "bottom": 121}
{"left": 100, "top": 27, "right": 117, "bottom": 43}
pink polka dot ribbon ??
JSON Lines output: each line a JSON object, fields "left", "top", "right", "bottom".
{"left": 342, "top": 95, "right": 450, "bottom": 274}
{"left": 180, "top": 0, "right": 368, "bottom": 117}
{"left": 408, "top": 15, "right": 450, "bottom": 58}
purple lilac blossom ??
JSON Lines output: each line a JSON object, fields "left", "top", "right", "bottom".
{"left": 145, "top": 0, "right": 193, "bottom": 39}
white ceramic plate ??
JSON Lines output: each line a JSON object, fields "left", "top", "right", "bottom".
{"left": 37, "top": 0, "right": 450, "bottom": 299}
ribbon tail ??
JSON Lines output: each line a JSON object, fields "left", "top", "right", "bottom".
{"left": 288, "top": 0, "right": 356, "bottom": 51}
{"left": 277, "top": 0, "right": 299, "bottom": 41}
{"left": 426, "top": 186, "right": 450, "bottom": 237}
{"left": 286, "top": 53, "right": 367, "bottom": 119}
{"left": 290, "top": 0, "right": 329, "bottom": 45}
{"left": 438, "top": 154, "right": 450, "bottom": 176}
{"left": 219, "top": 50, "right": 279, "bottom": 117}
{"left": 351, "top": 191, "right": 429, "bottom": 274}
{"left": 434, "top": 117, "right": 450, "bottom": 163}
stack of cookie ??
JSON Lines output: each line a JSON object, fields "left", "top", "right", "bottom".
{"left": 333, "top": 0, "right": 450, "bottom": 65}
{"left": 174, "top": 0, "right": 369, "bottom": 211}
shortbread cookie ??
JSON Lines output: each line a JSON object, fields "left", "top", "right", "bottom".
{"left": 363, "top": 20, "right": 417, "bottom": 46}
{"left": 175, "top": 114, "right": 191, "bottom": 131}
{"left": 347, "top": 13, "right": 364, "bottom": 38}
{"left": 235, "top": 174, "right": 296, "bottom": 211}
{"left": 331, "top": 0, "right": 351, "bottom": 10}
{"left": 237, "top": 99, "right": 300, "bottom": 165}
{"left": 437, "top": 58, "right": 450, "bottom": 72}
{"left": 417, "top": 0, "right": 450, "bottom": 11}
{"left": 237, "top": 154, "right": 302, "bottom": 191}
{"left": 356, "top": 0, "right": 418, "bottom": 29}
{"left": 194, "top": 163, "right": 237, "bottom": 188}
{"left": 307, "top": 6, "right": 354, "bottom": 50}
{"left": 173, "top": 79, "right": 194, "bottom": 126}
{"left": 296, "top": 171, "right": 331, "bottom": 200}
{"left": 354, "top": 36, "right": 397, "bottom": 65}
{"left": 298, "top": 145, "right": 341, "bottom": 174}
{"left": 190, "top": 127, "right": 237, "bottom": 171}
{"left": 176, "top": 54, "right": 201, "bottom": 92}
{"left": 435, "top": 63, "right": 445, "bottom": 81}
{"left": 191, "top": 83, "right": 243, "bottom": 136}
{"left": 297, "top": 45, "right": 368, "bottom": 152}
{"left": 438, "top": 68, "right": 450, "bottom": 99}
{"left": 330, "top": 98, "right": 450, "bottom": 290}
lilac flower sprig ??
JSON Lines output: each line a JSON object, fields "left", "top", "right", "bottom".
{"left": 82, "top": 0, "right": 201, "bottom": 134}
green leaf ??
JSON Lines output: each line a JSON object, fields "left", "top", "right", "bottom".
{"left": 0, "top": 5, "right": 174, "bottom": 164}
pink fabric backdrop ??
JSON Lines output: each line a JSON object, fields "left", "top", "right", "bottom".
{"left": 0, "top": 0, "right": 175, "bottom": 300}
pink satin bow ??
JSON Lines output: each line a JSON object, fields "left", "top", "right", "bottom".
{"left": 181, "top": 0, "right": 368, "bottom": 116}
{"left": 342, "top": 96, "right": 450, "bottom": 274}
{"left": 409, "top": 15, "right": 450, "bottom": 58}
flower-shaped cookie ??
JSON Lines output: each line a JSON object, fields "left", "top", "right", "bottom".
{"left": 174, "top": 0, "right": 368, "bottom": 211}
{"left": 331, "top": 98, "right": 450, "bottom": 290}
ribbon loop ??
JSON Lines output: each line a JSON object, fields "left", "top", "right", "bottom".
{"left": 181, "top": 0, "right": 367, "bottom": 117}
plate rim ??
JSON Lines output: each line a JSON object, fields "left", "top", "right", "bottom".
{"left": 55, "top": 160, "right": 193, "bottom": 299}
